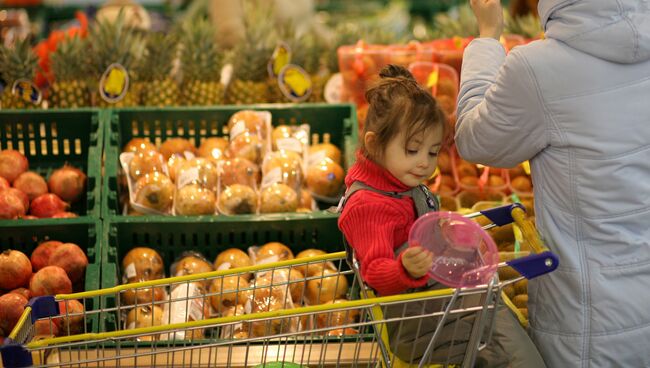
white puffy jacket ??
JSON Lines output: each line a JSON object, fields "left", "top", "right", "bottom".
{"left": 455, "top": 0, "right": 650, "bottom": 366}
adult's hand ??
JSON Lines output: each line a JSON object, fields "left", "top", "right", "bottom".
{"left": 470, "top": 0, "right": 504, "bottom": 40}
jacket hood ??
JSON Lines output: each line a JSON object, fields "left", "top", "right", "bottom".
{"left": 539, "top": 0, "right": 650, "bottom": 63}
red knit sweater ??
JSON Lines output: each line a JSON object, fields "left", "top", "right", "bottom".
{"left": 338, "top": 153, "right": 429, "bottom": 296}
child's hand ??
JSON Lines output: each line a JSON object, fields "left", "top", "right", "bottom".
{"left": 401, "top": 246, "right": 434, "bottom": 279}
{"left": 470, "top": 0, "right": 504, "bottom": 40}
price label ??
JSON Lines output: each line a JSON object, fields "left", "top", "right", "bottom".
{"left": 278, "top": 64, "right": 312, "bottom": 102}
{"left": 268, "top": 42, "right": 292, "bottom": 79}
{"left": 11, "top": 79, "right": 42, "bottom": 105}
{"left": 99, "top": 63, "right": 129, "bottom": 103}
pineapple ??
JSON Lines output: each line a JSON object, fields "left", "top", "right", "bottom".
{"left": 180, "top": 19, "right": 224, "bottom": 106}
{"left": 139, "top": 32, "right": 181, "bottom": 107}
{"left": 431, "top": 4, "right": 479, "bottom": 39}
{"left": 292, "top": 31, "right": 328, "bottom": 103}
{"left": 87, "top": 12, "right": 144, "bottom": 107}
{"left": 49, "top": 35, "right": 91, "bottom": 108}
{"left": 0, "top": 39, "right": 40, "bottom": 109}
{"left": 226, "top": 3, "right": 275, "bottom": 105}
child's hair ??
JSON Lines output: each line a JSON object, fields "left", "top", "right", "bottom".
{"left": 361, "top": 64, "right": 447, "bottom": 160}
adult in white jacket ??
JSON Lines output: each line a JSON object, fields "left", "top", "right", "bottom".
{"left": 456, "top": 0, "right": 650, "bottom": 366}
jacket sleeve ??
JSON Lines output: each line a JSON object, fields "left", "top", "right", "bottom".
{"left": 455, "top": 38, "right": 549, "bottom": 168}
{"left": 338, "top": 196, "right": 429, "bottom": 296}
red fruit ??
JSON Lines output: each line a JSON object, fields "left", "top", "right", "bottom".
{"left": 47, "top": 165, "right": 86, "bottom": 203}
{"left": 9, "top": 288, "right": 31, "bottom": 300}
{"left": 13, "top": 171, "right": 48, "bottom": 201}
{"left": 30, "top": 266, "right": 72, "bottom": 297}
{"left": 48, "top": 243, "right": 88, "bottom": 283}
{"left": 31, "top": 241, "right": 64, "bottom": 272}
{"left": 34, "top": 319, "right": 59, "bottom": 337}
{"left": 5, "top": 187, "right": 29, "bottom": 211}
{"left": 54, "top": 300, "right": 84, "bottom": 335}
{"left": 51, "top": 212, "right": 78, "bottom": 218}
{"left": 30, "top": 193, "right": 69, "bottom": 218}
{"left": 0, "top": 250, "right": 32, "bottom": 290}
{"left": 0, "top": 293, "right": 28, "bottom": 336}
{"left": 0, "top": 177, "right": 9, "bottom": 190}
{"left": 0, "top": 149, "right": 29, "bottom": 183}
{"left": 0, "top": 189, "right": 27, "bottom": 219}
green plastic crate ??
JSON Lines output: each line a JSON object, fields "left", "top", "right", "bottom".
{"left": 100, "top": 215, "right": 346, "bottom": 337}
{"left": 101, "top": 104, "right": 357, "bottom": 219}
{"left": 0, "top": 218, "right": 102, "bottom": 334}
{"left": 0, "top": 109, "right": 103, "bottom": 220}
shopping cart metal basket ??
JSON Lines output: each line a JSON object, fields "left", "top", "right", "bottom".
{"left": 1, "top": 204, "right": 557, "bottom": 368}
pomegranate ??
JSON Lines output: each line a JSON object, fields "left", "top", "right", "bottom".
{"left": 0, "top": 293, "right": 28, "bottom": 336}
{"left": 159, "top": 138, "right": 196, "bottom": 161}
{"left": 30, "top": 193, "right": 69, "bottom": 218}
{"left": 54, "top": 300, "right": 85, "bottom": 335}
{"left": 123, "top": 138, "right": 156, "bottom": 154}
{"left": 48, "top": 243, "right": 88, "bottom": 283}
{"left": 51, "top": 212, "right": 78, "bottom": 218}
{"left": 0, "top": 149, "right": 29, "bottom": 183}
{"left": 0, "top": 176, "right": 9, "bottom": 190}
{"left": 6, "top": 187, "right": 29, "bottom": 210}
{"left": 13, "top": 171, "right": 48, "bottom": 201}
{"left": 299, "top": 190, "right": 314, "bottom": 210}
{"left": 9, "top": 287, "right": 31, "bottom": 300}
{"left": 121, "top": 286, "right": 166, "bottom": 306}
{"left": 0, "top": 189, "right": 27, "bottom": 219}
{"left": 167, "top": 154, "right": 186, "bottom": 183}
{"left": 0, "top": 250, "right": 32, "bottom": 289}
{"left": 47, "top": 165, "right": 86, "bottom": 203}
{"left": 262, "top": 151, "right": 303, "bottom": 189}
{"left": 30, "top": 266, "right": 73, "bottom": 297}
{"left": 177, "top": 158, "right": 219, "bottom": 190}
{"left": 34, "top": 319, "right": 59, "bottom": 337}
{"left": 214, "top": 248, "right": 253, "bottom": 280}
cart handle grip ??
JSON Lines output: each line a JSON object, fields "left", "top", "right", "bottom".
{"left": 511, "top": 206, "right": 547, "bottom": 254}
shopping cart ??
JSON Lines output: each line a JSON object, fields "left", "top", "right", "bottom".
{"left": 1, "top": 204, "right": 557, "bottom": 368}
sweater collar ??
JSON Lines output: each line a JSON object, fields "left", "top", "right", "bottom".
{"left": 345, "top": 151, "right": 411, "bottom": 192}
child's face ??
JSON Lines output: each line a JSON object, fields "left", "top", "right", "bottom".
{"left": 382, "top": 125, "right": 443, "bottom": 187}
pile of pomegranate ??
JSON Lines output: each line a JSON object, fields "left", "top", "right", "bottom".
{"left": 0, "top": 149, "right": 87, "bottom": 220}
{"left": 0, "top": 242, "right": 88, "bottom": 340}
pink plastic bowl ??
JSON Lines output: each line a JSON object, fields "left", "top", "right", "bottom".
{"left": 408, "top": 211, "right": 499, "bottom": 288}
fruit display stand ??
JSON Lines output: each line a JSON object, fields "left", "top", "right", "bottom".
{"left": 0, "top": 109, "right": 104, "bottom": 220}
{"left": 101, "top": 104, "right": 357, "bottom": 219}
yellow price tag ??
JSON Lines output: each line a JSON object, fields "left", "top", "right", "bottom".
{"left": 269, "top": 42, "right": 292, "bottom": 78}
{"left": 99, "top": 63, "right": 129, "bottom": 103}
{"left": 522, "top": 161, "right": 531, "bottom": 175}
{"left": 426, "top": 69, "right": 439, "bottom": 89}
{"left": 105, "top": 68, "right": 127, "bottom": 96}
{"left": 279, "top": 64, "right": 312, "bottom": 102}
